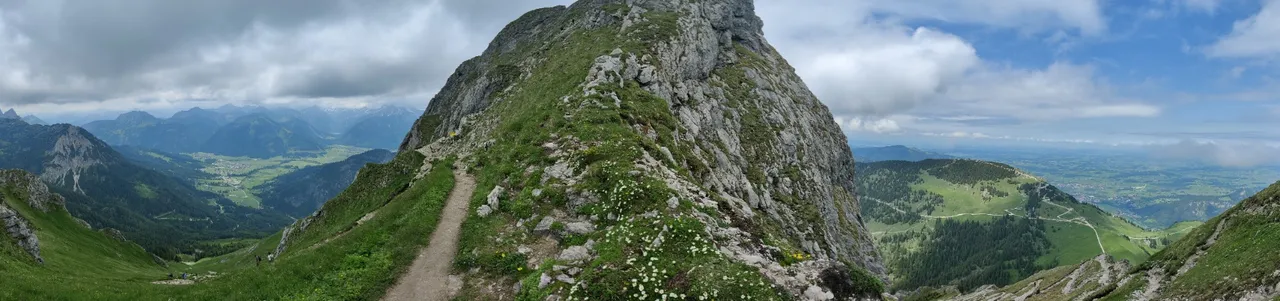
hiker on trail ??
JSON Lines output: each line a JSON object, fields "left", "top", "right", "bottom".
{"left": 168, "top": 273, "right": 174, "bottom": 280}
{"left": 257, "top": 255, "right": 262, "bottom": 266}
{"left": 181, "top": 273, "right": 188, "bottom": 280}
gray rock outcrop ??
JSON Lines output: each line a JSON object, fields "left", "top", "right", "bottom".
{"left": 398, "top": 0, "right": 886, "bottom": 297}
{"left": 0, "top": 205, "right": 42, "bottom": 263}
{"left": 0, "top": 169, "right": 66, "bottom": 263}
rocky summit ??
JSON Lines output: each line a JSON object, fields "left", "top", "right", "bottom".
{"left": 399, "top": 0, "right": 883, "bottom": 299}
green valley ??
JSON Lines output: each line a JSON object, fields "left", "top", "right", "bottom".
{"left": 857, "top": 159, "right": 1198, "bottom": 292}
{"left": 186, "top": 145, "right": 371, "bottom": 208}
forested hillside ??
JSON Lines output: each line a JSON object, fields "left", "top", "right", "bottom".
{"left": 857, "top": 159, "right": 1195, "bottom": 292}
{"left": 0, "top": 119, "right": 289, "bottom": 258}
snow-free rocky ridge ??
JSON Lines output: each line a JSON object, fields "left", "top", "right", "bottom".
{"left": 398, "top": 0, "right": 885, "bottom": 299}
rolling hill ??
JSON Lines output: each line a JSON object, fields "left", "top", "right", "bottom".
{"left": 856, "top": 159, "right": 1197, "bottom": 292}
{"left": 944, "top": 180, "right": 1280, "bottom": 301}
{"left": 82, "top": 111, "right": 219, "bottom": 154}
{"left": 1, "top": 170, "right": 171, "bottom": 299}
{"left": 200, "top": 114, "right": 325, "bottom": 159}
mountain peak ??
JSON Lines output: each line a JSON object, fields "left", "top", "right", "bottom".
{"left": 2, "top": 108, "right": 19, "bottom": 119}
{"left": 116, "top": 111, "right": 159, "bottom": 123}
{"left": 21, "top": 115, "right": 47, "bottom": 125}
{"left": 392, "top": 0, "right": 886, "bottom": 298}
{"left": 41, "top": 126, "right": 113, "bottom": 193}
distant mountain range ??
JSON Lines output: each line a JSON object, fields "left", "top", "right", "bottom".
{"left": 852, "top": 145, "right": 955, "bottom": 162}
{"left": 1, "top": 109, "right": 18, "bottom": 120}
{"left": 81, "top": 105, "right": 421, "bottom": 158}
{"left": 0, "top": 119, "right": 288, "bottom": 256}
{"left": 337, "top": 106, "right": 420, "bottom": 149}
{"left": 257, "top": 149, "right": 397, "bottom": 217}
{"left": 21, "top": 115, "right": 46, "bottom": 125}
{"left": 200, "top": 113, "right": 326, "bottom": 158}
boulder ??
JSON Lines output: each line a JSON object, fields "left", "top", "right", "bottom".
{"left": 564, "top": 221, "right": 595, "bottom": 235}
{"left": 534, "top": 216, "right": 556, "bottom": 232}
{"left": 557, "top": 246, "right": 591, "bottom": 262}
{"left": 486, "top": 186, "right": 505, "bottom": 211}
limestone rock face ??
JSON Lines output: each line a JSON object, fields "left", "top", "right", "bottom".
{"left": 400, "top": 0, "right": 885, "bottom": 297}
{"left": 0, "top": 169, "right": 65, "bottom": 263}
{"left": 0, "top": 205, "right": 41, "bottom": 263}
{"left": 40, "top": 126, "right": 109, "bottom": 194}
{"left": 0, "top": 170, "right": 66, "bottom": 212}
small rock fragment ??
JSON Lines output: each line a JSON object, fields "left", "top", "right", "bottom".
{"left": 538, "top": 273, "right": 553, "bottom": 289}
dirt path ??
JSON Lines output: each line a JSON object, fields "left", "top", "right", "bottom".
{"left": 383, "top": 165, "right": 476, "bottom": 301}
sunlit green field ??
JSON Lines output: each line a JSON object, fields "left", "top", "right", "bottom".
{"left": 862, "top": 163, "right": 1204, "bottom": 288}
{"left": 188, "top": 145, "right": 368, "bottom": 208}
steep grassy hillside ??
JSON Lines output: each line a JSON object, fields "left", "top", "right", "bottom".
{"left": 0, "top": 172, "right": 169, "bottom": 300}
{"left": 945, "top": 181, "right": 1280, "bottom": 301}
{"left": 857, "top": 159, "right": 1195, "bottom": 292}
{"left": 1, "top": 153, "right": 459, "bottom": 300}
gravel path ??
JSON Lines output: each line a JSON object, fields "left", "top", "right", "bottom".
{"left": 383, "top": 165, "right": 476, "bottom": 301}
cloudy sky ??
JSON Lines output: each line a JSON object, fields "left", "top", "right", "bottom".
{"left": 1, "top": 0, "right": 1278, "bottom": 163}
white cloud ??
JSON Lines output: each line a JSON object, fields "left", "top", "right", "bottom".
{"left": 0, "top": 0, "right": 564, "bottom": 115}
{"left": 797, "top": 27, "right": 978, "bottom": 117}
{"left": 835, "top": 116, "right": 903, "bottom": 133}
{"left": 760, "top": 1, "right": 1153, "bottom": 133}
{"left": 1207, "top": 0, "right": 1280, "bottom": 59}
{"left": 943, "top": 62, "right": 1161, "bottom": 119}
{"left": 1151, "top": 140, "right": 1280, "bottom": 167}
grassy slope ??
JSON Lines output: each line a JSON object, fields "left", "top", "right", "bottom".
{"left": 0, "top": 188, "right": 170, "bottom": 299}
{"left": 952, "top": 181, "right": 1280, "bottom": 301}
{"left": 176, "top": 154, "right": 453, "bottom": 300}
{"left": 864, "top": 161, "right": 1194, "bottom": 293}
{"left": 874, "top": 170, "right": 1178, "bottom": 265}
{"left": 1, "top": 153, "right": 457, "bottom": 300}
{"left": 440, "top": 5, "right": 816, "bottom": 299}
{"left": 1142, "top": 181, "right": 1280, "bottom": 300}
